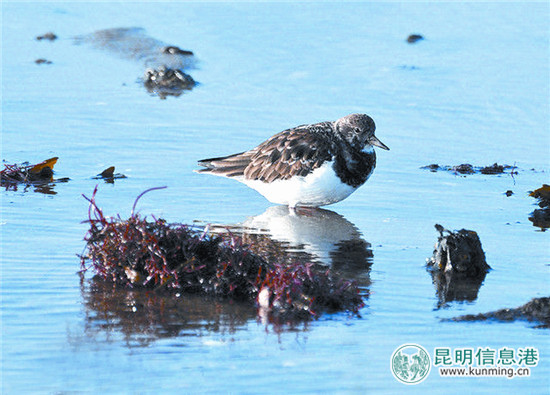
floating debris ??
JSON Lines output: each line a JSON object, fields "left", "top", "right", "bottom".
{"left": 505, "top": 190, "right": 514, "bottom": 197}
{"left": 75, "top": 27, "right": 196, "bottom": 99}
{"left": 427, "top": 224, "right": 490, "bottom": 307}
{"left": 161, "top": 46, "right": 194, "bottom": 56}
{"left": 452, "top": 164, "right": 474, "bottom": 174}
{"left": 1, "top": 157, "right": 69, "bottom": 193}
{"left": 422, "top": 164, "right": 440, "bottom": 172}
{"left": 98, "top": 166, "right": 115, "bottom": 178}
{"left": 529, "top": 184, "right": 550, "bottom": 207}
{"left": 529, "top": 210, "right": 550, "bottom": 230}
{"left": 448, "top": 297, "right": 550, "bottom": 328}
{"left": 406, "top": 34, "right": 424, "bottom": 43}
{"left": 35, "top": 58, "right": 52, "bottom": 65}
{"left": 36, "top": 32, "right": 57, "bottom": 41}
{"left": 92, "top": 166, "right": 127, "bottom": 183}
{"left": 421, "top": 163, "right": 516, "bottom": 176}
{"left": 480, "top": 163, "right": 506, "bottom": 174}
{"left": 143, "top": 66, "right": 196, "bottom": 99}
{"left": 80, "top": 187, "right": 365, "bottom": 320}
{"left": 529, "top": 184, "right": 550, "bottom": 230}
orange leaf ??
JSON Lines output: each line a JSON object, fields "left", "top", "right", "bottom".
{"left": 529, "top": 184, "right": 550, "bottom": 199}
{"left": 29, "top": 157, "right": 58, "bottom": 174}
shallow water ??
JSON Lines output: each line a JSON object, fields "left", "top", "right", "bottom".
{"left": 2, "top": 2, "right": 549, "bottom": 393}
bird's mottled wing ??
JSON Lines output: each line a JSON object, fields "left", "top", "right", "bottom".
{"left": 243, "top": 124, "right": 334, "bottom": 182}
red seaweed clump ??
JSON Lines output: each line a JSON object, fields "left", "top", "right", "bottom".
{"left": 80, "top": 187, "right": 365, "bottom": 319}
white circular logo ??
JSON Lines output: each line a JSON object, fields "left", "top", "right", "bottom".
{"left": 390, "top": 344, "right": 431, "bottom": 385}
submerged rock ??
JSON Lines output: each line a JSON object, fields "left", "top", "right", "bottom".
{"left": 449, "top": 297, "right": 550, "bottom": 328}
{"left": 427, "top": 224, "right": 490, "bottom": 275}
{"left": 427, "top": 224, "right": 490, "bottom": 307}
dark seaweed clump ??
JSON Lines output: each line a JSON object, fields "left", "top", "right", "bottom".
{"left": 421, "top": 163, "right": 516, "bottom": 175}
{"left": 143, "top": 66, "right": 196, "bottom": 99}
{"left": 161, "top": 46, "right": 194, "bottom": 56}
{"left": 529, "top": 184, "right": 550, "bottom": 230}
{"left": 1, "top": 157, "right": 69, "bottom": 193}
{"left": 2, "top": 160, "right": 53, "bottom": 185}
{"left": 448, "top": 297, "right": 550, "bottom": 328}
{"left": 36, "top": 32, "right": 57, "bottom": 41}
{"left": 80, "top": 187, "right": 364, "bottom": 319}
{"left": 75, "top": 28, "right": 197, "bottom": 99}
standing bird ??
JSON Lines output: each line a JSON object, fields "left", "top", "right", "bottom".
{"left": 196, "top": 114, "right": 389, "bottom": 208}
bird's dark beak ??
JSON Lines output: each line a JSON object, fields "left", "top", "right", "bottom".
{"left": 369, "top": 135, "right": 389, "bottom": 150}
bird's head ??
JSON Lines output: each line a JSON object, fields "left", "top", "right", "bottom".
{"left": 335, "top": 113, "right": 389, "bottom": 151}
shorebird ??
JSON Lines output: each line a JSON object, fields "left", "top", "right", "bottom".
{"left": 196, "top": 113, "right": 389, "bottom": 207}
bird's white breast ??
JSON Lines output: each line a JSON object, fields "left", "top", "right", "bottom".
{"left": 240, "top": 161, "right": 356, "bottom": 207}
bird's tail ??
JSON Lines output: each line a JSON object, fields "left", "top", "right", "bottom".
{"left": 196, "top": 152, "right": 250, "bottom": 178}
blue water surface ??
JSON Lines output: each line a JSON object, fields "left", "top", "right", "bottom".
{"left": 1, "top": 2, "right": 549, "bottom": 394}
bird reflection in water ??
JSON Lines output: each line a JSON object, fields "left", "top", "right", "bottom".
{"left": 210, "top": 206, "right": 373, "bottom": 286}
